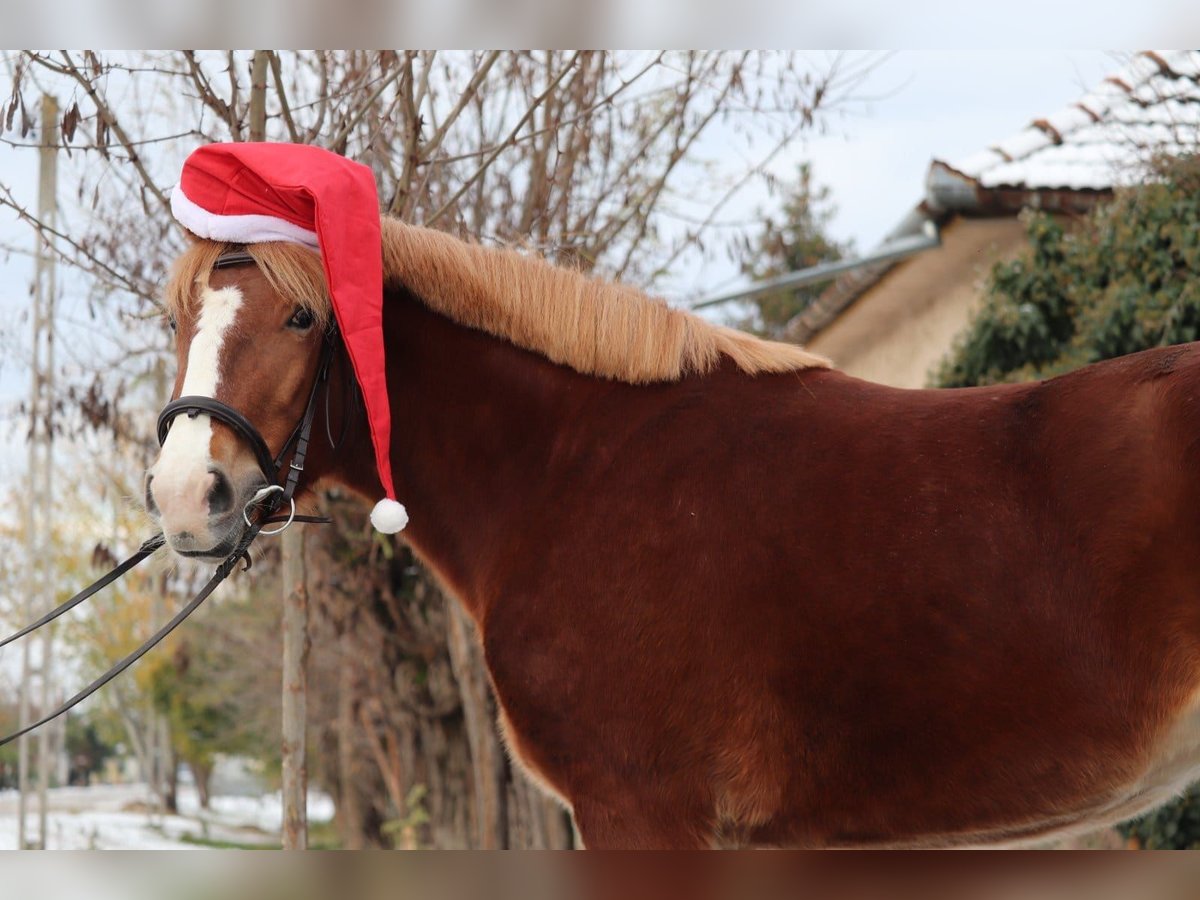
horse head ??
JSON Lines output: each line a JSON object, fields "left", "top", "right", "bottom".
{"left": 146, "top": 243, "right": 338, "bottom": 560}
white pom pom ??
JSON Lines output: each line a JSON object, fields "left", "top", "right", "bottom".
{"left": 370, "top": 498, "right": 409, "bottom": 533}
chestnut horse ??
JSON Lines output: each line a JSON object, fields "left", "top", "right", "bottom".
{"left": 147, "top": 219, "right": 1200, "bottom": 848}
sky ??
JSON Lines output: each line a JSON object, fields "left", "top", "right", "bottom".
{"left": 763, "top": 50, "right": 1119, "bottom": 253}
{"left": 0, "top": 49, "right": 1128, "bottom": 487}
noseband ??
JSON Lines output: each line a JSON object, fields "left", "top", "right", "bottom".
{"left": 0, "top": 248, "right": 338, "bottom": 749}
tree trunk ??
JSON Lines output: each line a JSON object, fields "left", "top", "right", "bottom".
{"left": 189, "top": 760, "right": 212, "bottom": 810}
{"left": 281, "top": 526, "right": 310, "bottom": 849}
{"left": 161, "top": 733, "right": 178, "bottom": 814}
{"left": 333, "top": 637, "right": 366, "bottom": 849}
{"left": 248, "top": 51, "right": 269, "bottom": 143}
{"left": 445, "top": 601, "right": 507, "bottom": 849}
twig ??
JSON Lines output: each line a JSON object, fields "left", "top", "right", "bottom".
{"left": 268, "top": 52, "right": 300, "bottom": 143}
{"left": 420, "top": 51, "right": 501, "bottom": 162}
{"left": 180, "top": 51, "right": 234, "bottom": 139}
{"left": 28, "top": 52, "right": 170, "bottom": 210}
{"left": 0, "top": 182, "right": 155, "bottom": 303}
{"left": 327, "top": 57, "right": 406, "bottom": 154}
{"left": 225, "top": 50, "right": 241, "bottom": 138}
{"left": 426, "top": 52, "right": 582, "bottom": 228}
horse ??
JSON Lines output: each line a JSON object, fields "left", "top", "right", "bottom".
{"left": 146, "top": 218, "right": 1200, "bottom": 849}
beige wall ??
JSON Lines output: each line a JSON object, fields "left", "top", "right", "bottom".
{"left": 807, "top": 217, "right": 1030, "bottom": 389}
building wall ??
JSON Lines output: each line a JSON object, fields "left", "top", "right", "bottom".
{"left": 806, "top": 217, "right": 1031, "bottom": 389}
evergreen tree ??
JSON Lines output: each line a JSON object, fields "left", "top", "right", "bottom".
{"left": 735, "top": 163, "right": 851, "bottom": 336}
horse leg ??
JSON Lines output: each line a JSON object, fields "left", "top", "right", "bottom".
{"left": 571, "top": 791, "right": 713, "bottom": 849}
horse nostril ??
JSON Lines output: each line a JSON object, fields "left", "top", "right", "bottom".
{"left": 145, "top": 475, "right": 159, "bottom": 516}
{"left": 206, "top": 468, "right": 235, "bottom": 516}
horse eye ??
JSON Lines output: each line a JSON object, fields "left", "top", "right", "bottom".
{"left": 167, "top": 315, "right": 176, "bottom": 332}
{"left": 287, "top": 308, "right": 314, "bottom": 330}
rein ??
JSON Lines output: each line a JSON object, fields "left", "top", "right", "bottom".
{"left": 0, "top": 251, "right": 334, "bottom": 749}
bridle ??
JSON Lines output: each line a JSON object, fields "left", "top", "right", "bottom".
{"left": 0, "top": 249, "right": 337, "bottom": 748}
{"left": 158, "top": 250, "right": 336, "bottom": 539}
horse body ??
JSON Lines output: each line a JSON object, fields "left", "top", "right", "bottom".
{"left": 330, "top": 290, "right": 1200, "bottom": 847}
{"left": 152, "top": 224, "right": 1200, "bottom": 848}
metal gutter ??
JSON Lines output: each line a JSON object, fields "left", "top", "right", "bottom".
{"left": 692, "top": 217, "right": 940, "bottom": 312}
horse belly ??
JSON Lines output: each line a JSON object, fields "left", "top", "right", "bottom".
{"left": 975, "top": 701, "right": 1200, "bottom": 848}
{"left": 1097, "top": 699, "right": 1200, "bottom": 829}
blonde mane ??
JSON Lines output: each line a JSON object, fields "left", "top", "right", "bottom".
{"left": 166, "top": 218, "right": 830, "bottom": 384}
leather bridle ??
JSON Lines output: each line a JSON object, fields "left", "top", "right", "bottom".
{"left": 156, "top": 329, "right": 335, "bottom": 539}
{"left": 0, "top": 249, "right": 336, "bottom": 748}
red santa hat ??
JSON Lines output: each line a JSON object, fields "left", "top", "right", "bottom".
{"left": 170, "top": 142, "right": 408, "bottom": 534}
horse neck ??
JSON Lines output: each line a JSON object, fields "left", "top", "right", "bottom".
{"left": 328, "top": 288, "right": 621, "bottom": 622}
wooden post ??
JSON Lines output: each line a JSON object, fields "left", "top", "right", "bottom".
{"left": 18, "top": 93, "right": 58, "bottom": 850}
{"left": 281, "top": 526, "right": 309, "bottom": 849}
{"left": 250, "top": 47, "right": 310, "bottom": 851}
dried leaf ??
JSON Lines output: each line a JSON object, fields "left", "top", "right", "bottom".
{"left": 62, "top": 101, "right": 81, "bottom": 143}
{"left": 96, "top": 114, "right": 110, "bottom": 158}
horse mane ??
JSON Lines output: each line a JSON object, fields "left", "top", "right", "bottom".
{"left": 166, "top": 218, "right": 830, "bottom": 385}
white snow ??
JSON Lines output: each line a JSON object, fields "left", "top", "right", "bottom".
{"left": 0, "top": 783, "right": 334, "bottom": 850}
{"left": 940, "top": 51, "right": 1200, "bottom": 192}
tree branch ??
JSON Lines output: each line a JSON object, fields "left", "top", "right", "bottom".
{"left": 30, "top": 52, "right": 169, "bottom": 210}
{"left": 426, "top": 52, "right": 582, "bottom": 229}
{"left": 268, "top": 52, "right": 300, "bottom": 143}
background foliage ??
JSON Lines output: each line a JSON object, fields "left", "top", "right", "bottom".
{"left": 732, "top": 162, "right": 849, "bottom": 336}
{"left": 936, "top": 154, "right": 1200, "bottom": 388}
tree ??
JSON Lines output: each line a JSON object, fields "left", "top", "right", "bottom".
{"left": 1, "top": 50, "right": 870, "bottom": 847}
{"left": 732, "top": 162, "right": 850, "bottom": 336}
{"left": 63, "top": 713, "right": 116, "bottom": 786}
{"left": 935, "top": 152, "right": 1200, "bottom": 848}
{"left": 142, "top": 624, "right": 272, "bottom": 809}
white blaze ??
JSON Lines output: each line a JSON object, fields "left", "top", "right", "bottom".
{"left": 150, "top": 285, "right": 243, "bottom": 534}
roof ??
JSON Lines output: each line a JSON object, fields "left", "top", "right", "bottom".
{"left": 787, "top": 51, "right": 1200, "bottom": 344}
{"left": 934, "top": 51, "right": 1200, "bottom": 197}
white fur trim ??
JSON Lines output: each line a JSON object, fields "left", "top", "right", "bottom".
{"left": 370, "top": 498, "right": 409, "bottom": 533}
{"left": 171, "top": 183, "right": 320, "bottom": 249}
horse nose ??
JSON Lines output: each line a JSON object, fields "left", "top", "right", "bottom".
{"left": 144, "top": 474, "right": 159, "bottom": 516}
{"left": 145, "top": 467, "right": 230, "bottom": 524}
{"left": 205, "top": 467, "right": 235, "bottom": 516}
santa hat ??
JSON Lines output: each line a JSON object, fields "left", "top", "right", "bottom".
{"left": 170, "top": 142, "right": 408, "bottom": 534}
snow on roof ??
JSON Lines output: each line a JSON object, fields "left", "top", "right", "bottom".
{"left": 937, "top": 51, "right": 1200, "bottom": 192}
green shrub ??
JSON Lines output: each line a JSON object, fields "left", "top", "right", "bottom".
{"left": 936, "top": 154, "right": 1200, "bottom": 388}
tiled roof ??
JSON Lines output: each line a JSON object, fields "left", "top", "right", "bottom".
{"left": 935, "top": 51, "right": 1200, "bottom": 193}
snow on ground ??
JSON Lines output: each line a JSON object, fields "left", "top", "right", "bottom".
{"left": 0, "top": 782, "right": 334, "bottom": 849}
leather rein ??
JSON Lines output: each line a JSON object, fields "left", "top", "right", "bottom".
{"left": 0, "top": 249, "right": 335, "bottom": 748}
